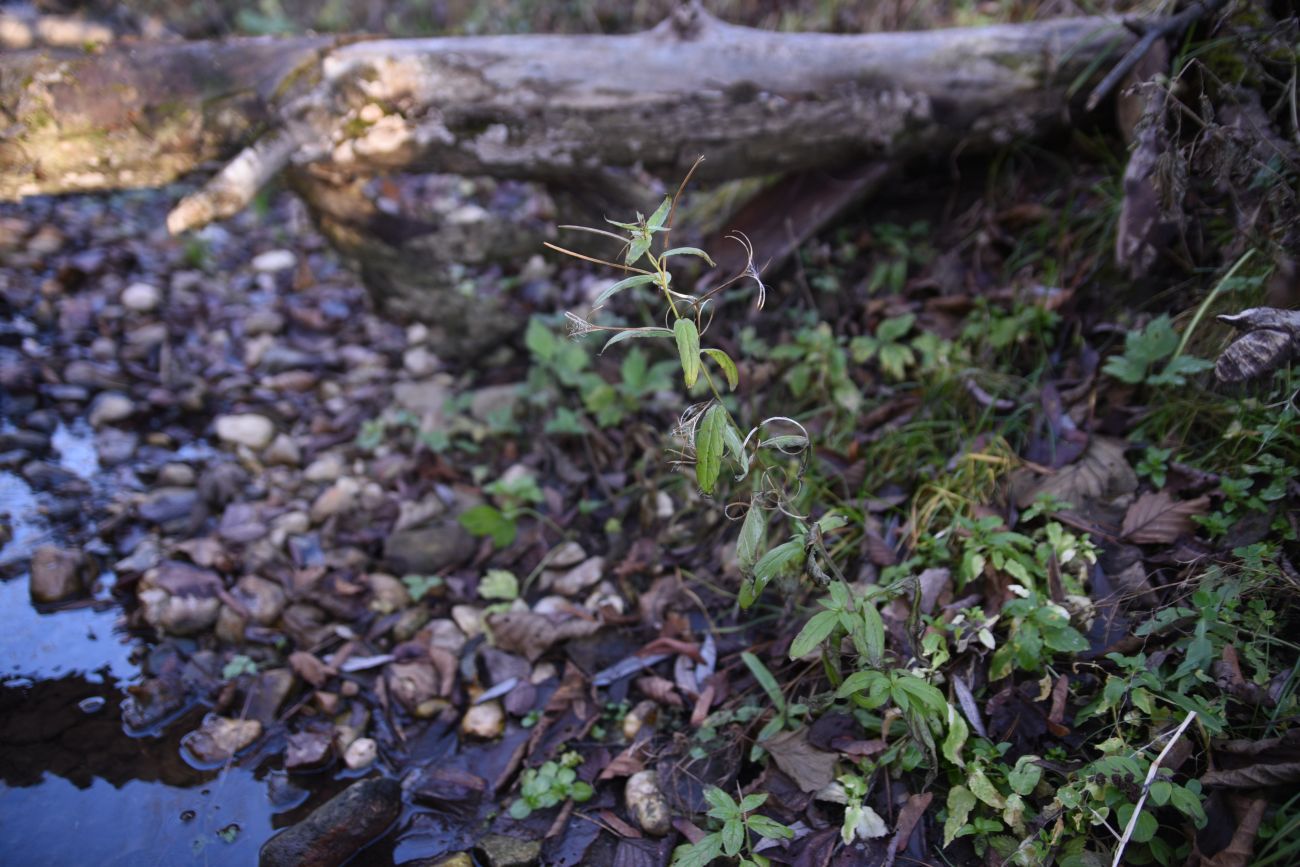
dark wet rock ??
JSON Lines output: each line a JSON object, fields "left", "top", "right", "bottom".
{"left": 64, "top": 360, "right": 127, "bottom": 391}
{"left": 246, "top": 668, "right": 295, "bottom": 724}
{"left": 259, "top": 777, "right": 401, "bottom": 867}
{"left": 122, "top": 675, "right": 189, "bottom": 731}
{"left": 284, "top": 728, "right": 333, "bottom": 770}
{"left": 478, "top": 834, "right": 542, "bottom": 867}
{"left": 0, "top": 428, "right": 50, "bottom": 454}
{"left": 181, "top": 714, "right": 262, "bottom": 764}
{"left": 198, "top": 461, "right": 249, "bottom": 507}
{"left": 138, "top": 487, "right": 199, "bottom": 524}
{"left": 29, "top": 545, "right": 88, "bottom": 603}
{"left": 94, "top": 427, "right": 138, "bottom": 466}
{"left": 245, "top": 309, "right": 285, "bottom": 336}
{"left": 0, "top": 449, "right": 28, "bottom": 470}
{"left": 218, "top": 502, "right": 268, "bottom": 543}
{"left": 42, "top": 383, "right": 90, "bottom": 402}
{"left": 21, "top": 460, "right": 87, "bottom": 493}
{"left": 384, "top": 521, "right": 475, "bottom": 575}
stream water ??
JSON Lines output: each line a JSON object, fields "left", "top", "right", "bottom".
{"left": 0, "top": 425, "right": 296, "bottom": 865}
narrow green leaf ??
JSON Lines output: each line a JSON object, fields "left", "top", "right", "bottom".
{"left": 859, "top": 601, "right": 885, "bottom": 665}
{"left": 791, "top": 609, "right": 840, "bottom": 660}
{"left": 674, "top": 318, "right": 701, "bottom": 388}
{"left": 741, "top": 651, "right": 785, "bottom": 714}
{"left": 760, "top": 434, "right": 808, "bottom": 452}
{"left": 701, "top": 348, "right": 739, "bottom": 390}
{"left": 834, "top": 669, "right": 879, "bottom": 698}
{"left": 736, "top": 505, "right": 767, "bottom": 578}
{"left": 600, "top": 327, "right": 674, "bottom": 354}
{"left": 592, "top": 273, "right": 657, "bottom": 309}
{"left": 723, "top": 422, "right": 749, "bottom": 480}
{"left": 738, "top": 793, "right": 768, "bottom": 813}
{"left": 694, "top": 402, "right": 726, "bottom": 494}
{"left": 660, "top": 246, "right": 716, "bottom": 266}
{"left": 646, "top": 196, "right": 672, "bottom": 231}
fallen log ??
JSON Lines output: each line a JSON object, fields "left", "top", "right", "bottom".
{"left": 1, "top": 8, "right": 1136, "bottom": 347}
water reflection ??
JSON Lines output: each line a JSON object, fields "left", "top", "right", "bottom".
{"left": 0, "top": 674, "right": 282, "bottom": 866}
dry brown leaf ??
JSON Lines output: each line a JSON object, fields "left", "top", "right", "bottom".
{"left": 1201, "top": 762, "right": 1300, "bottom": 788}
{"left": 635, "top": 675, "right": 684, "bottom": 708}
{"left": 1201, "top": 796, "right": 1267, "bottom": 867}
{"left": 1122, "top": 492, "right": 1210, "bottom": 543}
{"left": 289, "top": 650, "right": 334, "bottom": 688}
{"left": 487, "top": 610, "right": 602, "bottom": 661}
{"left": 1012, "top": 436, "right": 1137, "bottom": 510}
{"left": 765, "top": 728, "right": 838, "bottom": 793}
{"left": 891, "top": 791, "right": 934, "bottom": 854}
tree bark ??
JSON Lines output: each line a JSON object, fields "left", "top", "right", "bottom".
{"left": 3, "top": 10, "right": 1133, "bottom": 208}
{"left": 0, "top": 9, "right": 1136, "bottom": 347}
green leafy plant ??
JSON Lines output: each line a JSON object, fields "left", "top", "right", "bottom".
{"left": 863, "top": 220, "right": 934, "bottom": 294}
{"left": 850, "top": 313, "right": 919, "bottom": 380}
{"left": 401, "top": 574, "right": 443, "bottom": 602}
{"left": 459, "top": 468, "right": 545, "bottom": 547}
{"left": 508, "top": 751, "right": 593, "bottom": 819}
{"left": 552, "top": 173, "right": 812, "bottom": 599}
{"left": 771, "top": 321, "right": 861, "bottom": 413}
{"left": 478, "top": 568, "right": 519, "bottom": 602}
{"left": 670, "top": 788, "right": 794, "bottom": 867}
{"left": 221, "top": 654, "right": 258, "bottom": 680}
{"left": 1136, "top": 446, "right": 1173, "bottom": 488}
{"left": 1102, "top": 315, "right": 1214, "bottom": 387}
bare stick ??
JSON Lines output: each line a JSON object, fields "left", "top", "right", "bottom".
{"left": 1086, "top": 0, "right": 1230, "bottom": 112}
{"left": 1111, "top": 711, "right": 1197, "bottom": 867}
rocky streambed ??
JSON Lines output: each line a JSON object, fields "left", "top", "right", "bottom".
{"left": 1, "top": 182, "right": 678, "bottom": 866}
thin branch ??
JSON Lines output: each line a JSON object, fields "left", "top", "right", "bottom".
{"left": 1086, "top": 0, "right": 1231, "bottom": 112}
{"left": 1111, "top": 711, "right": 1198, "bottom": 867}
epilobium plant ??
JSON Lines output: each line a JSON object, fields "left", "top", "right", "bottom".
{"left": 548, "top": 164, "right": 810, "bottom": 605}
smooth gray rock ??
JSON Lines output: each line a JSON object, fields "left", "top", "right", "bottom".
{"left": 383, "top": 521, "right": 476, "bottom": 575}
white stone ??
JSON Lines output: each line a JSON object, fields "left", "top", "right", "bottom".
{"left": 304, "top": 452, "right": 345, "bottom": 483}
{"left": 121, "top": 282, "right": 162, "bottom": 312}
{"left": 89, "top": 391, "right": 134, "bottom": 428}
{"left": 263, "top": 433, "right": 301, "bottom": 466}
{"left": 343, "top": 737, "right": 377, "bottom": 770}
{"left": 251, "top": 249, "right": 296, "bottom": 273}
{"left": 214, "top": 413, "right": 275, "bottom": 449}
